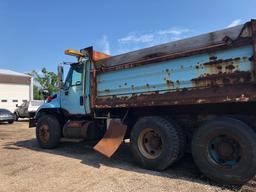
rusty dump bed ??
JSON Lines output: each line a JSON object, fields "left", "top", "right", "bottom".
{"left": 93, "top": 20, "right": 256, "bottom": 109}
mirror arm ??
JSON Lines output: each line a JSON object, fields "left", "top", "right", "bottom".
{"left": 57, "top": 64, "right": 64, "bottom": 89}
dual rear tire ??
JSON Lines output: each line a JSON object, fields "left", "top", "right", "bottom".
{"left": 192, "top": 117, "right": 256, "bottom": 185}
{"left": 130, "top": 116, "right": 256, "bottom": 185}
{"left": 130, "top": 116, "right": 184, "bottom": 171}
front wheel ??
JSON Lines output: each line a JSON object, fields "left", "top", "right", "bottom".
{"left": 14, "top": 113, "right": 19, "bottom": 121}
{"left": 36, "top": 115, "right": 61, "bottom": 149}
{"left": 192, "top": 117, "right": 256, "bottom": 185}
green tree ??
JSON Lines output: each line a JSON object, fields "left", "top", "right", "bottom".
{"left": 33, "top": 85, "right": 44, "bottom": 100}
{"left": 29, "top": 68, "right": 59, "bottom": 97}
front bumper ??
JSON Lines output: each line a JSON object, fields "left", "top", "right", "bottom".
{"left": 29, "top": 118, "right": 36, "bottom": 128}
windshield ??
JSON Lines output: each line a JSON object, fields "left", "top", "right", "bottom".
{"left": 64, "top": 64, "right": 83, "bottom": 89}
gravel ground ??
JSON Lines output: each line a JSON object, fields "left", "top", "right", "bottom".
{"left": 0, "top": 121, "right": 252, "bottom": 192}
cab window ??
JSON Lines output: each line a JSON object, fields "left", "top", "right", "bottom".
{"left": 64, "top": 64, "right": 83, "bottom": 88}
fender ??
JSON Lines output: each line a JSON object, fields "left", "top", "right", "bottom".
{"left": 36, "top": 93, "right": 61, "bottom": 116}
{"left": 29, "top": 93, "right": 61, "bottom": 127}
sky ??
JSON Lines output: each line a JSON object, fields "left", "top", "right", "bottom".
{"left": 0, "top": 0, "right": 256, "bottom": 74}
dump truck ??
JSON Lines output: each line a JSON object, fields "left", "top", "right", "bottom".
{"left": 31, "top": 20, "right": 256, "bottom": 185}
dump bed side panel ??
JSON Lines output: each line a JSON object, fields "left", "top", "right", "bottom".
{"left": 93, "top": 20, "right": 256, "bottom": 109}
{"left": 95, "top": 25, "right": 244, "bottom": 69}
{"left": 95, "top": 45, "right": 255, "bottom": 108}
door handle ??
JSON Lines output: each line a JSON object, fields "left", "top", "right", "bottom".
{"left": 80, "top": 96, "right": 84, "bottom": 106}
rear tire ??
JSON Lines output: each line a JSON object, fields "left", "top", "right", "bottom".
{"left": 8, "top": 120, "right": 14, "bottom": 124}
{"left": 36, "top": 115, "right": 61, "bottom": 149}
{"left": 228, "top": 115, "right": 256, "bottom": 132}
{"left": 192, "top": 117, "right": 256, "bottom": 185}
{"left": 130, "top": 116, "right": 179, "bottom": 171}
{"left": 165, "top": 117, "right": 186, "bottom": 161}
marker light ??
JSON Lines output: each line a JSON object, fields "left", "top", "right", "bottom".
{"left": 47, "top": 95, "right": 53, "bottom": 102}
{"left": 47, "top": 94, "right": 57, "bottom": 103}
{"left": 64, "top": 49, "right": 84, "bottom": 57}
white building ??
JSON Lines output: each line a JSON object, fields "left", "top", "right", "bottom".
{"left": 0, "top": 69, "right": 33, "bottom": 112}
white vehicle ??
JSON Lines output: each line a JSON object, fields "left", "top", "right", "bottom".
{"left": 14, "top": 100, "right": 44, "bottom": 120}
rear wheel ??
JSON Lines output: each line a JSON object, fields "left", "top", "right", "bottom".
{"left": 36, "top": 115, "right": 61, "bottom": 149}
{"left": 165, "top": 117, "right": 186, "bottom": 161}
{"left": 228, "top": 115, "right": 256, "bottom": 132}
{"left": 130, "top": 116, "right": 179, "bottom": 171}
{"left": 192, "top": 117, "right": 256, "bottom": 185}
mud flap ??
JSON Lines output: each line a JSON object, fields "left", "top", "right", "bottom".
{"left": 29, "top": 118, "right": 36, "bottom": 128}
{"left": 93, "top": 119, "right": 127, "bottom": 157}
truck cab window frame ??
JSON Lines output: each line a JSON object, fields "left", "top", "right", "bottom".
{"left": 64, "top": 63, "right": 83, "bottom": 89}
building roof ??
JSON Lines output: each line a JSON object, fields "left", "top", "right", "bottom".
{"left": 0, "top": 69, "right": 30, "bottom": 77}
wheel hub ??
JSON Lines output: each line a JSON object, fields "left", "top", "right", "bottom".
{"left": 138, "top": 128, "right": 163, "bottom": 159}
{"left": 148, "top": 134, "right": 162, "bottom": 149}
{"left": 216, "top": 141, "right": 234, "bottom": 159}
{"left": 39, "top": 124, "right": 50, "bottom": 143}
{"left": 209, "top": 135, "right": 241, "bottom": 167}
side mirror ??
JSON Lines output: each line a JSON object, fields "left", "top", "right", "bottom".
{"left": 42, "top": 89, "right": 50, "bottom": 97}
{"left": 16, "top": 104, "right": 18, "bottom": 107}
{"left": 58, "top": 65, "right": 64, "bottom": 88}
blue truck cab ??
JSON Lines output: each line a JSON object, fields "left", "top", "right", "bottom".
{"left": 36, "top": 58, "right": 91, "bottom": 117}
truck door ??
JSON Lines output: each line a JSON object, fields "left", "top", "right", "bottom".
{"left": 23, "top": 101, "right": 29, "bottom": 117}
{"left": 60, "top": 63, "right": 86, "bottom": 115}
{"left": 20, "top": 101, "right": 29, "bottom": 117}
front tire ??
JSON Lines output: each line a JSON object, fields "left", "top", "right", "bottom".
{"left": 36, "top": 115, "right": 61, "bottom": 149}
{"left": 192, "top": 117, "right": 256, "bottom": 185}
{"left": 14, "top": 113, "right": 19, "bottom": 121}
{"left": 130, "top": 116, "right": 179, "bottom": 171}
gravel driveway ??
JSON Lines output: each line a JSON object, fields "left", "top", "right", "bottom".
{"left": 0, "top": 121, "right": 254, "bottom": 192}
